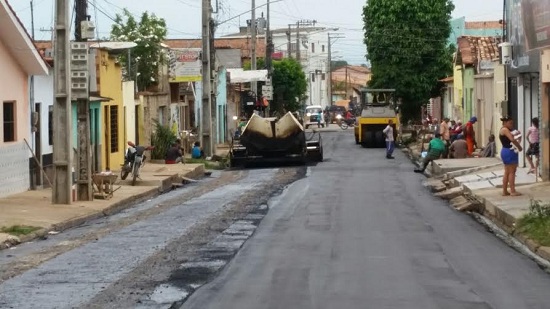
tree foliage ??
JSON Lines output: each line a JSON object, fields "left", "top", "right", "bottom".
{"left": 271, "top": 58, "right": 308, "bottom": 113}
{"left": 331, "top": 60, "right": 349, "bottom": 71}
{"left": 363, "top": 0, "right": 454, "bottom": 121}
{"left": 111, "top": 9, "right": 168, "bottom": 92}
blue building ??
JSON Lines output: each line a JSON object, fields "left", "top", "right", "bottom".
{"left": 449, "top": 17, "right": 503, "bottom": 46}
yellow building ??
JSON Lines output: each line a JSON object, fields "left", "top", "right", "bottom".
{"left": 94, "top": 47, "right": 126, "bottom": 171}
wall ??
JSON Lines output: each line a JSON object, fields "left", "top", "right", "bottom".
{"left": 34, "top": 71, "right": 54, "bottom": 157}
{"left": 493, "top": 64, "right": 507, "bottom": 156}
{"left": 0, "top": 37, "right": 31, "bottom": 196}
{"left": 139, "top": 93, "right": 170, "bottom": 148}
{"left": 463, "top": 67, "right": 475, "bottom": 122}
{"left": 453, "top": 65, "right": 464, "bottom": 121}
{"left": 474, "top": 75, "right": 494, "bottom": 146}
{"left": 97, "top": 49, "right": 125, "bottom": 171}
{"left": 540, "top": 49, "right": 550, "bottom": 180}
{"left": 123, "top": 81, "right": 136, "bottom": 144}
{"left": 217, "top": 67, "right": 227, "bottom": 143}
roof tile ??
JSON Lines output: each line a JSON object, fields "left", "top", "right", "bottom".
{"left": 457, "top": 36, "right": 501, "bottom": 65}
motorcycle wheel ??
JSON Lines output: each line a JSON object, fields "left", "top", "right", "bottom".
{"left": 120, "top": 165, "right": 129, "bottom": 180}
{"left": 132, "top": 159, "right": 141, "bottom": 186}
{"left": 340, "top": 122, "right": 348, "bottom": 130}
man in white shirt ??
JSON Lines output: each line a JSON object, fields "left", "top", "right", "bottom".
{"left": 383, "top": 119, "right": 395, "bottom": 159}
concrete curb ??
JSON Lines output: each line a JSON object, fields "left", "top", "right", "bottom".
{"left": 0, "top": 165, "right": 205, "bottom": 250}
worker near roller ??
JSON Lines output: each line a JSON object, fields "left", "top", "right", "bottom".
{"left": 414, "top": 133, "right": 446, "bottom": 173}
{"left": 382, "top": 119, "right": 395, "bottom": 159}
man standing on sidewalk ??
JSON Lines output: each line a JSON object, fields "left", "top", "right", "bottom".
{"left": 383, "top": 120, "right": 395, "bottom": 159}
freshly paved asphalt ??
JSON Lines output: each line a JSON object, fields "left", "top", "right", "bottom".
{"left": 182, "top": 131, "right": 550, "bottom": 309}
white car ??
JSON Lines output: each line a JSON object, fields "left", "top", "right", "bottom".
{"left": 304, "top": 105, "right": 326, "bottom": 129}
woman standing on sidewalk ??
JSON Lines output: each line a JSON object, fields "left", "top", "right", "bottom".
{"left": 526, "top": 117, "right": 539, "bottom": 174}
{"left": 499, "top": 116, "right": 523, "bottom": 196}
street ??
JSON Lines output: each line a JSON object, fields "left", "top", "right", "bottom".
{"left": 1, "top": 130, "right": 550, "bottom": 309}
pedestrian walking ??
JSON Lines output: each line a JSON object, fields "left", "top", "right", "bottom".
{"left": 499, "top": 116, "right": 523, "bottom": 196}
{"left": 414, "top": 133, "right": 446, "bottom": 173}
{"left": 383, "top": 119, "right": 395, "bottom": 159}
{"left": 464, "top": 116, "right": 478, "bottom": 156}
{"left": 526, "top": 117, "right": 539, "bottom": 174}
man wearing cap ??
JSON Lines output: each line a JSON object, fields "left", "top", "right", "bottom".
{"left": 464, "top": 116, "right": 478, "bottom": 156}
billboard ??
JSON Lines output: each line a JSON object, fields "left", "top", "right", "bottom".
{"left": 522, "top": 0, "right": 550, "bottom": 51}
{"left": 168, "top": 48, "right": 202, "bottom": 82}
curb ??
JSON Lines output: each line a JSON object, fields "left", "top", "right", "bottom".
{"left": 0, "top": 165, "right": 205, "bottom": 251}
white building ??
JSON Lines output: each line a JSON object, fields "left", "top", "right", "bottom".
{"left": 224, "top": 26, "right": 334, "bottom": 109}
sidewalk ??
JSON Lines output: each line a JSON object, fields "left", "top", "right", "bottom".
{"left": 0, "top": 163, "right": 205, "bottom": 249}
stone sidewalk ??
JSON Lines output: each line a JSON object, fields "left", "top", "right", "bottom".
{"left": 0, "top": 163, "right": 205, "bottom": 249}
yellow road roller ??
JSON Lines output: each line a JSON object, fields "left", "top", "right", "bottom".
{"left": 354, "top": 88, "right": 400, "bottom": 148}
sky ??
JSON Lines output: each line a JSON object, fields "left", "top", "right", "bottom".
{"left": 10, "top": 0, "right": 504, "bottom": 65}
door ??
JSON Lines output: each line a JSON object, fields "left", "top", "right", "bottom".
{"left": 104, "top": 105, "right": 110, "bottom": 170}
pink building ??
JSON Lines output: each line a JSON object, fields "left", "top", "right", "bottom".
{"left": 0, "top": 0, "right": 48, "bottom": 197}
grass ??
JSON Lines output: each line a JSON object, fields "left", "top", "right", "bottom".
{"left": 516, "top": 200, "right": 550, "bottom": 247}
{"left": 185, "top": 158, "right": 226, "bottom": 170}
{"left": 1, "top": 225, "right": 41, "bottom": 237}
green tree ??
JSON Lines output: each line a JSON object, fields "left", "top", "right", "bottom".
{"left": 271, "top": 58, "right": 308, "bottom": 113}
{"left": 331, "top": 60, "right": 348, "bottom": 71}
{"left": 243, "top": 58, "right": 266, "bottom": 70}
{"left": 363, "top": 0, "right": 454, "bottom": 121}
{"left": 111, "top": 9, "right": 168, "bottom": 91}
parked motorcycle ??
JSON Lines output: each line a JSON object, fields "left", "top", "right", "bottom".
{"left": 336, "top": 114, "right": 356, "bottom": 130}
{"left": 120, "top": 141, "right": 155, "bottom": 186}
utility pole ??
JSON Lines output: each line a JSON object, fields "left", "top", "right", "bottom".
{"left": 30, "top": 0, "right": 38, "bottom": 189}
{"left": 265, "top": 0, "right": 273, "bottom": 76}
{"left": 74, "top": 0, "right": 92, "bottom": 201}
{"left": 296, "top": 21, "right": 300, "bottom": 62}
{"left": 250, "top": 0, "right": 257, "bottom": 96}
{"left": 210, "top": 18, "right": 217, "bottom": 150}
{"left": 327, "top": 32, "right": 344, "bottom": 106}
{"left": 52, "top": 0, "right": 72, "bottom": 204}
{"left": 201, "top": 0, "right": 213, "bottom": 157}
{"left": 287, "top": 24, "right": 292, "bottom": 58}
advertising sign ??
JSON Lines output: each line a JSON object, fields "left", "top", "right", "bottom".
{"left": 522, "top": 0, "right": 550, "bottom": 51}
{"left": 169, "top": 48, "right": 202, "bottom": 82}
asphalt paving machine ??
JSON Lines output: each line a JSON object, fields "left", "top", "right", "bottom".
{"left": 230, "top": 112, "right": 323, "bottom": 167}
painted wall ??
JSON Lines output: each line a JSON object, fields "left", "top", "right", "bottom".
{"left": 123, "top": 81, "right": 136, "bottom": 144}
{"left": 462, "top": 67, "right": 475, "bottom": 122}
{"left": 453, "top": 65, "right": 464, "bottom": 121}
{"left": 217, "top": 67, "right": 227, "bottom": 143}
{"left": 449, "top": 17, "right": 503, "bottom": 46}
{"left": 474, "top": 75, "right": 495, "bottom": 147}
{"left": 96, "top": 49, "right": 125, "bottom": 171}
{"left": 493, "top": 65, "right": 507, "bottom": 157}
{"left": 0, "top": 37, "right": 31, "bottom": 197}
{"left": 441, "top": 82, "right": 454, "bottom": 119}
{"left": 34, "top": 70, "right": 54, "bottom": 156}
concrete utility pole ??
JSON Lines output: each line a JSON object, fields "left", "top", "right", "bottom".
{"left": 265, "top": 0, "right": 273, "bottom": 77}
{"left": 287, "top": 24, "right": 292, "bottom": 58}
{"left": 53, "top": 0, "right": 72, "bottom": 204}
{"left": 75, "top": 0, "right": 92, "bottom": 201}
{"left": 250, "top": 0, "right": 257, "bottom": 95}
{"left": 30, "top": 0, "right": 39, "bottom": 189}
{"left": 327, "top": 32, "right": 344, "bottom": 106}
{"left": 201, "top": 0, "right": 213, "bottom": 157}
{"left": 210, "top": 18, "right": 217, "bottom": 149}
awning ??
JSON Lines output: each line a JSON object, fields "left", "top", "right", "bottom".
{"left": 227, "top": 68, "right": 268, "bottom": 83}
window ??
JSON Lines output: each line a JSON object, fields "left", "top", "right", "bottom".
{"left": 3, "top": 101, "right": 16, "bottom": 142}
{"left": 290, "top": 43, "right": 297, "bottom": 52}
{"left": 311, "top": 73, "right": 315, "bottom": 82}
{"left": 48, "top": 106, "right": 53, "bottom": 145}
{"left": 322, "top": 73, "right": 326, "bottom": 81}
{"left": 322, "top": 45, "right": 325, "bottom": 52}
{"left": 110, "top": 105, "right": 119, "bottom": 153}
{"left": 311, "top": 43, "right": 315, "bottom": 53}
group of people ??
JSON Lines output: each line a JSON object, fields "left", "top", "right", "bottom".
{"left": 413, "top": 115, "right": 540, "bottom": 196}
{"left": 165, "top": 139, "right": 204, "bottom": 164}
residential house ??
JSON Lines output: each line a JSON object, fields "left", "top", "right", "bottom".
{"left": 0, "top": 0, "right": 48, "bottom": 198}
{"left": 439, "top": 77, "right": 454, "bottom": 120}
{"left": 505, "top": 0, "right": 545, "bottom": 173}
{"left": 454, "top": 36, "right": 502, "bottom": 145}
{"left": 449, "top": 17, "right": 503, "bottom": 46}
{"left": 331, "top": 65, "right": 372, "bottom": 106}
